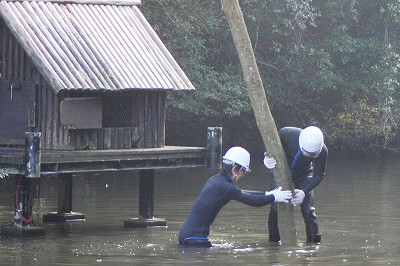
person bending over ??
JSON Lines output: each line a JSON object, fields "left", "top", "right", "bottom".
{"left": 264, "top": 126, "right": 328, "bottom": 243}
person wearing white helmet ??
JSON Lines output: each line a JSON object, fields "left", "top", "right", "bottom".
{"left": 178, "top": 146, "right": 292, "bottom": 247}
{"left": 263, "top": 126, "right": 328, "bottom": 243}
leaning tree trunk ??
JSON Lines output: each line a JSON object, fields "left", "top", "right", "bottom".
{"left": 220, "top": 0, "right": 296, "bottom": 244}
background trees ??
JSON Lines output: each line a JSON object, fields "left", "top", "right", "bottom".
{"left": 141, "top": 0, "right": 400, "bottom": 153}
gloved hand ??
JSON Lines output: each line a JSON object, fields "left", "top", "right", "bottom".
{"left": 263, "top": 155, "right": 277, "bottom": 170}
{"left": 292, "top": 189, "right": 305, "bottom": 206}
{"left": 266, "top": 186, "right": 292, "bottom": 203}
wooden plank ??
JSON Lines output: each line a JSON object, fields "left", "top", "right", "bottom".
{"left": 88, "top": 129, "right": 97, "bottom": 150}
{"left": 53, "top": 86, "right": 59, "bottom": 148}
{"left": 0, "top": 146, "right": 209, "bottom": 174}
{"left": 0, "top": 137, "right": 24, "bottom": 146}
{"left": 83, "top": 131, "right": 90, "bottom": 150}
{"left": 6, "top": 28, "right": 12, "bottom": 80}
{"left": 138, "top": 92, "right": 144, "bottom": 148}
{"left": 110, "top": 128, "right": 117, "bottom": 149}
{"left": 40, "top": 146, "right": 208, "bottom": 163}
{"left": 117, "top": 127, "right": 124, "bottom": 149}
{"left": 45, "top": 84, "right": 53, "bottom": 149}
{"left": 132, "top": 127, "right": 140, "bottom": 148}
{"left": 104, "top": 128, "right": 111, "bottom": 149}
{"left": 151, "top": 93, "right": 157, "bottom": 147}
{"left": 144, "top": 93, "right": 151, "bottom": 148}
{"left": 27, "top": 82, "right": 37, "bottom": 128}
{"left": 157, "top": 92, "right": 165, "bottom": 147}
{"left": 0, "top": 24, "right": 6, "bottom": 79}
{"left": 17, "top": 42, "right": 24, "bottom": 81}
{"left": 123, "top": 127, "right": 131, "bottom": 148}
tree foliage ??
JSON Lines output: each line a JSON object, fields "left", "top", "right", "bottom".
{"left": 141, "top": 0, "right": 400, "bottom": 152}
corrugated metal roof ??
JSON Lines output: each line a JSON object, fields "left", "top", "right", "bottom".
{"left": 0, "top": 0, "right": 195, "bottom": 92}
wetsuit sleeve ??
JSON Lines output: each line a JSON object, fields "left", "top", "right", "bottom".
{"left": 301, "top": 145, "right": 328, "bottom": 194}
{"left": 242, "top": 190, "right": 266, "bottom": 196}
{"left": 231, "top": 187, "right": 275, "bottom": 207}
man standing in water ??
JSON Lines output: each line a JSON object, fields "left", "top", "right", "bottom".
{"left": 264, "top": 126, "right": 328, "bottom": 243}
{"left": 178, "top": 146, "right": 292, "bottom": 247}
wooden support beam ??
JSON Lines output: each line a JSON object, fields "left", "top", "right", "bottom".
{"left": 220, "top": 0, "right": 296, "bottom": 243}
{"left": 124, "top": 169, "right": 167, "bottom": 228}
{"left": 42, "top": 173, "right": 85, "bottom": 222}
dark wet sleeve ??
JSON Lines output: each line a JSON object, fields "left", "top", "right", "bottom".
{"left": 231, "top": 186, "right": 275, "bottom": 207}
{"left": 242, "top": 190, "right": 266, "bottom": 196}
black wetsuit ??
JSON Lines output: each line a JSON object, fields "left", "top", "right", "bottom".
{"left": 179, "top": 171, "right": 275, "bottom": 247}
{"left": 268, "top": 126, "right": 328, "bottom": 243}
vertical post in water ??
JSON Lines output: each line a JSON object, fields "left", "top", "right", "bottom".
{"left": 124, "top": 169, "right": 167, "bottom": 227}
{"left": 58, "top": 173, "right": 73, "bottom": 213}
{"left": 207, "top": 127, "right": 222, "bottom": 170}
{"left": 14, "top": 175, "right": 33, "bottom": 227}
{"left": 25, "top": 132, "right": 41, "bottom": 178}
{"left": 43, "top": 172, "right": 85, "bottom": 222}
{"left": 13, "top": 132, "right": 41, "bottom": 226}
{"left": 139, "top": 169, "right": 154, "bottom": 219}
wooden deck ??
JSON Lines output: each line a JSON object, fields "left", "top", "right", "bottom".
{"left": 0, "top": 146, "right": 208, "bottom": 175}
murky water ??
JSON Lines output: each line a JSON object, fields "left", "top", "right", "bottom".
{"left": 0, "top": 153, "right": 399, "bottom": 265}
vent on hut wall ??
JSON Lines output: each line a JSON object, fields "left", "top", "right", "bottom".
{"left": 60, "top": 97, "right": 102, "bottom": 129}
{"left": 60, "top": 95, "right": 139, "bottom": 129}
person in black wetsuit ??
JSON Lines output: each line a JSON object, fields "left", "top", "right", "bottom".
{"left": 178, "top": 146, "right": 293, "bottom": 247}
{"left": 264, "top": 126, "right": 328, "bottom": 243}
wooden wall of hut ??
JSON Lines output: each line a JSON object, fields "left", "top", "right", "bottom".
{"left": 0, "top": 20, "right": 42, "bottom": 146}
{"left": 1, "top": 20, "right": 166, "bottom": 150}
{"left": 54, "top": 90, "right": 166, "bottom": 150}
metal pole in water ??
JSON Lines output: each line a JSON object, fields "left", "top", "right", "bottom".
{"left": 25, "top": 132, "right": 41, "bottom": 178}
{"left": 14, "top": 132, "right": 41, "bottom": 226}
{"left": 207, "top": 127, "right": 222, "bottom": 170}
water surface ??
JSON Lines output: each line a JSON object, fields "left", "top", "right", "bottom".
{"left": 0, "top": 154, "right": 399, "bottom": 265}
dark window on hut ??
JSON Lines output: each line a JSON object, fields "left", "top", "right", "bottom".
{"left": 102, "top": 95, "right": 138, "bottom": 128}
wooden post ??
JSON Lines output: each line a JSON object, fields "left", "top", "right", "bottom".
{"left": 207, "top": 127, "right": 222, "bottom": 170}
{"left": 220, "top": 0, "right": 296, "bottom": 243}
{"left": 43, "top": 173, "right": 85, "bottom": 222}
{"left": 139, "top": 169, "right": 154, "bottom": 219}
{"left": 57, "top": 173, "right": 73, "bottom": 213}
{"left": 124, "top": 169, "right": 167, "bottom": 227}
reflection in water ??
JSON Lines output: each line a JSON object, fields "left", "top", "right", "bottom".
{"left": 0, "top": 154, "right": 399, "bottom": 264}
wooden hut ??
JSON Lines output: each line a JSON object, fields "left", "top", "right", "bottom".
{"left": 0, "top": 0, "right": 222, "bottom": 235}
{"left": 0, "top": 0, "right": 194, "bottom": 150}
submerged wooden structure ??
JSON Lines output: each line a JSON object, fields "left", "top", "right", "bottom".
{"left": 0, "top": 0, "right": 222, "bottom": 237}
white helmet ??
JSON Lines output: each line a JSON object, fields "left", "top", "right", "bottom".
{"left": 299, "top": 126, "right": 324, "bottom": 156}
{"left": 222, "top": 146, "right": 251, "bottom": 172}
